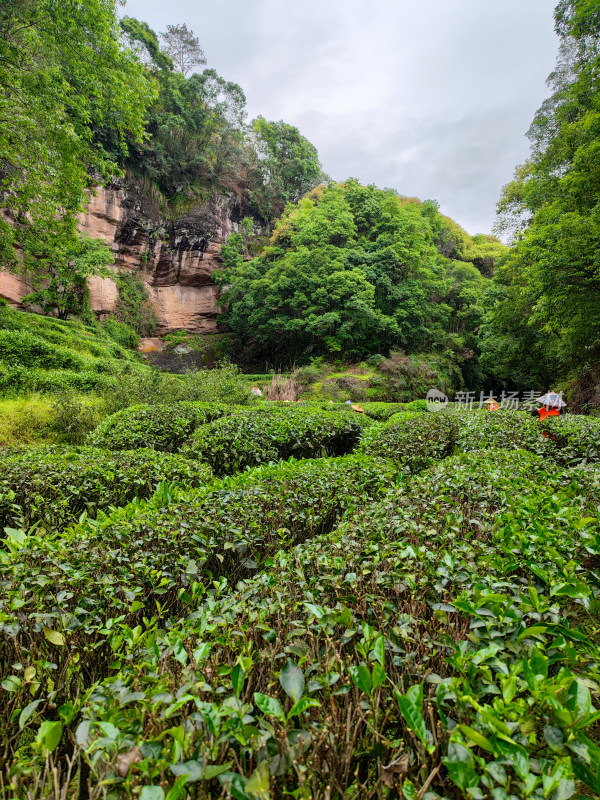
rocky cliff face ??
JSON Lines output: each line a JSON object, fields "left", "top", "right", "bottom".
{"left": 79, "top": 185, "right": 245, "bottom": 334}
{"left": 1, "top": 184, "right": 244, "bottom": 334}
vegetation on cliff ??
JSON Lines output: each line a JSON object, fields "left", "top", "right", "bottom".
{"left": 218, "top": 181, "right": 505, "bottom": 389}
{"left": 0, "top": 0, "right": 155, "bottom": 273}
{"left": 0, "top": 4, "right": 325, "bottom": 318}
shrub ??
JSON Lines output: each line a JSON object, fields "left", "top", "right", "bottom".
{"left": 183, "top": 407, "right": 370, "bottom": 475}
{"left": 47, "top": 391, "right": 103, "bottom": 444}
{"left": 0, "top": 329, "right": 91, "bottom": 370}
{"left": 35, "top": 448, "right": 599, "bottom": 800}
{"left": 541, "top": 414, "right": 600, "bottom": 464}
{"left": 383, "top": 409, "right": 423, "bottom": 426}
{"left": 0, "top": 364, "right": 119, "bottom": 396}
{"left": 0, "top": 445, "right": 213, "bottom": 532}
{"left": 88, "top": 402, "right": 236, "bottom": 452}
{"left": 176, "top": 362, "right": 255, "bottom": 405}
{"left": 114, "top": 270, "right": 157, "bottom": 336}
{"left": 359, "top": 411, "right": 459, "bottom": 471}
{"left": 455, "top": 408, "right": 548, "bottom": 455}
{"left": 101, "top": 317, "right": 139, "bottom": 349}
{"left": 0, "top": 454, "right": 397, "bottom": 706}
{"left": 361, "top": 402, "right": 414, "bottom": 421}
{"left": 404, "top": 398, "right": 428, "bottom": 412}
{"left": 0, "top": 396, "right": 54, "bottom": 445}
{"left": 99, "top": 363, "right": 255, "bottom": 413}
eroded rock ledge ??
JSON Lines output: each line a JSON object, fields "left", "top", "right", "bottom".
{"left": 1, "top": 184, "right": 246, "bottom": 334}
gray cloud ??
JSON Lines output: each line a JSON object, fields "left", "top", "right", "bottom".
{"left": 123, "top": 0, "right": 559, "bottom": 234}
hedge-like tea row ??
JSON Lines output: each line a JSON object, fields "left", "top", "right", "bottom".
{"left": 0, "top": 364, "right": 118, "bottom": 395}
{"left": 0, "top": 446, "right": 213, "bottom": 532}
{"left": 88, "top": 402, "right": 238, "bottom": 452}
{"left": 183, "top": 407, "right": 371, "bottom": 475}
{"left": 0, "top": 329, "right": 96, "bottom": 371}
{"left": 455, "top": 409, "right": 600, "bottom": 465}
{"left": 0, "top": 453, "right": 398, "bottom": 666}
{"left": 541, "top": 413, "right": 600, "bottom": 464}
{"left": 49, "top": 449, "right": 600, "bottom": 799}
{"left": 358, "top": 411, "right": 459, "bottom": 471}
{"left": 361, "top": 400, "right": 428, "bottom": 420}
{"left": 455, "top": 408, "right": 549, "bottom": 455}
{"left": 361, "top": 409, "right": 600, "bottom": 473}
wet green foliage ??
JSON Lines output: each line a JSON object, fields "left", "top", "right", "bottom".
{"left": 0, "top": 446, "right": 212, "bottom": 532}
{"left": 220, "top": 182, "right": 502, "bottom": 373}
{"left": 1, "top": 404, "right": 599, "bottom": 799}
{"left": 541, "top": 414, "right": 600, "bottom": 465}
{"left": 359, "top": 412, "right": 460, "bottom": 472}
{"left": 0, "top": 303, "right": 147, "bottom": 398}
{"left": 362, "top": 400, "right": 428, "bottom": 421}
{"left": 482, "top": 1, "right": 600, "bottom": 396}
{"left": 183, "top": 407, "right": 370, "bottom": 475}
{"left": 88, "top": 403, "right": 238, "bottom": 452}
{"left": 455, "top": 409, "right": 549, "bottom": 456}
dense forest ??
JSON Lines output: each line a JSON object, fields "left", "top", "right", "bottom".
{"left": 1, "top": 0, "right": 599, "bottom": 405}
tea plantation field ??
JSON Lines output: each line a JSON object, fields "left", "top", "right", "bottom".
{"left": 1, "top": 405, "right": 599, "bottom": 799}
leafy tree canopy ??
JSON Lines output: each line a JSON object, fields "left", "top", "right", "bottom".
{"left": 218, "top": 181, "right": 501, "bottom": 373}
{"left": 0, "top": 0, "right": 157, "bottom": 266}
{"left": 23, "top": 233, "right": 114, "bottom": 321}
{"left": 483, "top": 0, "right": 600, "bottom": 390}
{"left": 160, "top": 23, "right": 206, "bottom": 76}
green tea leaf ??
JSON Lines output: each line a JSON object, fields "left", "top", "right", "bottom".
{"left": 349, "top": 664, "right": 372, "bottom": 695}
{"left": 140, "top": 788, "right": 165, "bottom": 800}
{"left": 396, "top": 686, "right": 427, "bottom": 747}
{"left": 245, "top": 760, "right": 270, "bottom": 799}
{"left": 19, "top": 699, "right": 43, "bottom": 730}
{"left": 231, "top": 664, "right": 246, "bottom": 698}
{"left": 43, "top": 626, "right": 65, "bottom": 646}
{"left": 288, "top": 697, "right": 320, "bottom": 718}
{"left": 254, "top": 693, "right": 285, "bottom": 720}
{"left": 170, "top": 761, "right": 203, "bottom": 783}
{"left": 36, "top": 720, "right": 62, "bottom": 753}
{"left": 457, "top": 724, "right": 494, "bottom": 754}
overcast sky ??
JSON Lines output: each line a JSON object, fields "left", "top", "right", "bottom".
{"left": 123, "top": 0, "right": 559, "bottom": 236}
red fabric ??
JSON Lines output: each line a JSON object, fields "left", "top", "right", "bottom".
{"left": 537, "top": 407, "right": 560, "bottom": 421}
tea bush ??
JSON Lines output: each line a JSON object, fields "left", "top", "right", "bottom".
{"left": 455, "top": 408, "right": 549, "bottom": 455}
{"left": 0, "top": 303, "right": 136, "bottom": 362}
{"left": 0, "top": 306, "right": 149, "bottom": 399}
{"left": 88, "top": 402, "right": 238, "bottom": 452}
{"left": 34, "top": 449, "right": 599, "bottom": 799}
{"left": 184, "top": 407, "right": 370, "bottom": 475}
{"left": 98, "top": 362, "right": 256, "bottom": 413}
{"left": 361, "top": 402, "right": 413, "bottom": 420}
{"left": 359, "top": 410, "right": 460, "bottom": 471}
{"left": 0, "top": 364, "right": 119, "bottom": 395}
{"left": 541, "top": 413, "right": 600, "bottom": 464}
{"left": 2, "top": 401, "right": 600, "bottom": 799}
{"left": 0, "top": 446, "right": 213, "bottom": 531}
{"left": 0, "top": 329, "right": 93, "bottom": 370}
{"left": 0, "top": 455, "right": 398, "bottom": 728}
{"left": 382, "top": 409, "right": 423, "bottom": 426}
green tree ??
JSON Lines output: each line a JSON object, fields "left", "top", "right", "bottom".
{"left": 0, "top": 0, "right": 156, "bottom": 266}
{"left": 23, "top": 233, "right": 114, "bottom": 320}
{"left": 250, "top": 117, "right": 327, "bottom": 219}
{"left": 219, "top": 181, "right": 491, "bottom": 369}
{"left": 483, "top": 0, "right": 600, "bottom": 391}
{"left": 160, "top": 23, "right": 206, "bottom": 76}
